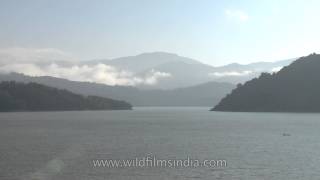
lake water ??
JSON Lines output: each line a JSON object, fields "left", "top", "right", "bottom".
{"left": 1, "top": 107, "right": 320, "bottom": 180}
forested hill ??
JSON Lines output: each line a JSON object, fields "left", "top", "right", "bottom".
{"left": 0, "top": 81, "right": 132, "bottom": 112}
{"left": 212, "top": 53, "right": 320, "bottom": 112}
{"left": 0, "top": 73, "right": 234, "bottom": 106}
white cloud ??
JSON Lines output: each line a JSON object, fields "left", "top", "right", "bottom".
{"left": 144, "top": 69, "right": 171, "bottom": 85}
{"left": 209, "top": 71, "right": 253, "bottom": 77}
{"left": 225, "top": 9, "right": 249, "bottom": 22}
{"left": 271, "top": 66, "right": 283, "bottom": 72}
{"left": 0, "top": 63, "right": 172, "bottom": 86}
{"left": 0, "top": 47, "right": 172, "bottom": 86}
{"left": 0, "top": 61, "right": 171, "bottom": 87}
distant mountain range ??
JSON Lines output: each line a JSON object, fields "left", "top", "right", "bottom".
{"left": 0, "top": 81, "right": 132, "bottom": 112}
{"left": 0, "top": 73, "right": 235, "bottom": 106}
{"left": 0, "top": 51, "right": 295, "bottom": 89}
{"left": 0, "top": 51, "right": 297, "bottom": 107}
{"left": 92, "top": 52, "right": 295, "bottom": 89}
{"left": 213, "top": 53, "right": 320, "bottom": 112}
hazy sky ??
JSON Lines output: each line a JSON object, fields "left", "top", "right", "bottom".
{"left": 1, "top": 0, "right": 320, "bottom": 66}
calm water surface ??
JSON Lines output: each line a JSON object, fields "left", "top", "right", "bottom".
{"left": 1, "top": 107, "right": 320, "bottom": 180}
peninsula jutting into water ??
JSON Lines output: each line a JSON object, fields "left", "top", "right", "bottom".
{"left": 0, "top": 81, "right": 132, "bottom": 111}
{"left": 213, "top": 53, "right": 320, "bottom": 112}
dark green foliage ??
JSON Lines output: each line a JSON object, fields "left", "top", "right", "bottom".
{"left": 212, "top": 53, "right": 320, "bottom": 112}
{"left": 0, "top": 81, "right": 132, "bottom": 112}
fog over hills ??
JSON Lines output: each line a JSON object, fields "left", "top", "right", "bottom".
{"left": 0, "top": 49, "right": 295, "bottom": 89}
{"left": 92, "top": 52, "right": 295, "bottom": 89}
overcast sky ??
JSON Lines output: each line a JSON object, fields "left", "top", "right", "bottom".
{"left": 1, "top": 0, "right": 320, "bottom": 66}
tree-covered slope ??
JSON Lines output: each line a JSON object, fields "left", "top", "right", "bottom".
{"left": 0, "top": 81, "right": 132, "bottom": 112}
{"left": 0, "top": 73, "right": 234, "bottom": 106}
{"left": 212, "top": 53, "right": 320, "bottom": 112}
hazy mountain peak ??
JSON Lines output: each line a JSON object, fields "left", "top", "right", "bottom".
{"left": 123, "top": 51, "right": 201, "bottom": 65}
{"left": 136, "top": 51, "right": 178, "bottom": 57}
{"left": 99, "top": 51, "right": 202, "bottom": 73}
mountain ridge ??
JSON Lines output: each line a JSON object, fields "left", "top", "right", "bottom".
{"left": 94, "top": 52, "right": 294, "bottom": 88}
{"left": 212, "top": 53, "right": 320, "bottom": 112}
{"left": 0, "top": 51, "right": 296, "bottom": 89}
{"left": 0, "top": 73, "right": 235, "bottom": 106}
